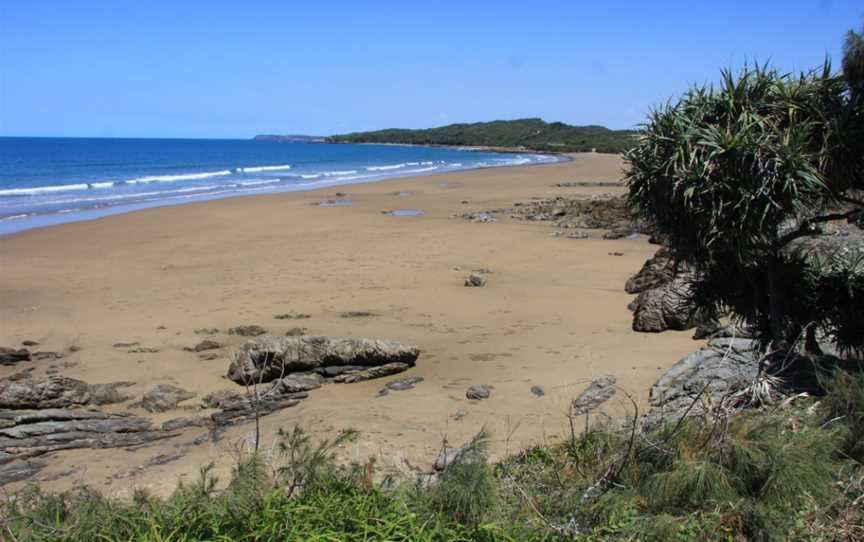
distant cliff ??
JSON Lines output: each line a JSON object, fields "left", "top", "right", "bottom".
{"left": 253, "top": 134, "right": 326, "bottom": 143}
{"left": 326, "top": 118, "right": 637, "bottom": 154}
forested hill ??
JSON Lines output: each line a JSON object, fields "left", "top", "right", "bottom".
{"left": 326, "top": 118, "right": 638, "bottom": 153}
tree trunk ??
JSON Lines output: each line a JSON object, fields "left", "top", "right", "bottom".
{"left": 766, "top": 257, "right": 791, "bottom": 351}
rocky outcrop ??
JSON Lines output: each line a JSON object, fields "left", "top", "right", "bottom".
{"left": 209, "top": 392, "right": 309, "bottom": 426}
{"left": 0, "top": 348, "right": 31, "bottom": 366}
{"left": 625, "top": 248, "right": 678, "bottom": 294}
{"left": 466, "top": 384, "right": 493, "bottom": 400}
{"left": 136, "top": 384, "right": 196, "bottom": 413}
{"left": 227, "top": 336, "right": 419, "bottom": 384}
{"left": 463, "top": 195, "right": 648, "bottom": 235}
{"left": 190, "top": 339, "right": 223, "bottom": 352}
{"left": 333, "top": 363, "right": 412, "bottom": 383}
{"left": 571, "top": 376, "right": 616, "bottom": 415}
{"left": 631, "top": 274, "right": 716, "bottom": 333}
{"left": 229, "top": 325, "right": 267, "bottom": 337}
{"left": 643, "top": 338, "right": 761, "bottom": 428}
{"left": 0, "top": 409, "right": 176, "bottom": 475}
{"left": 0, "top": 374, "right": 132, "bottom": 409}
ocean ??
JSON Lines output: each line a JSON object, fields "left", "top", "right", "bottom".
{"left": 0, "top": 137, "right": 559, "bottom": 235}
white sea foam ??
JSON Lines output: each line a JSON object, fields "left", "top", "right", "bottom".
{"left": 301, "top": 174, "right": 322, "bottom": 179}
{"left": 366, "top": 163, "right": 406, "bottom": 171}
{"left": 323, "top": 170, "right": 358, "bottom": 176}
{"left": 240, "top": 164, "right": 292, "bottom": 173}
{"left": 126, "top": 170, "right": 233, "bottom": 184}
{"left": 0, "top": 183, "right": 90, "bottom": 196}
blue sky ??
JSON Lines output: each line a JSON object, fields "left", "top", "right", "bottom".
{"left": 1, "top": 1, "right": 862, "bottom": 138}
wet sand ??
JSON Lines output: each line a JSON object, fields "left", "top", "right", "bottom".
{"left": 0, "top": 153, "right": 696, "bottom": 496}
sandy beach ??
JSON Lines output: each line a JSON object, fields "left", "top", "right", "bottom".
{"left": 0, "top": 153, "right": 696, "bottom": 496}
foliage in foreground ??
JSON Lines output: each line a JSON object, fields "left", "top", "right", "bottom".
{"left": 3, "top": 371, "right": 863, "bottom": 542}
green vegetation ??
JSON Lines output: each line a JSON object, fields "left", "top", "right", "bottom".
{"left": 3, "top": 371, "right": 862, "bottom": 541}
{"left": 625, "top": 57, "right": 864, "bottom": 354}
{"left": 327, "top": 118, "right": 638, "bottom": 154}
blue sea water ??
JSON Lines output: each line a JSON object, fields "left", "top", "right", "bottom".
{"left": 0, "top": 137, "right": 559, "bottom": 235}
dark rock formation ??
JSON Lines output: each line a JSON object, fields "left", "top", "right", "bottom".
{"left": 333, "top": 363, "right": 412, "bottom": 383}
{"left": 285, "top": 327, "right": 308, "bottom": 336}
{"left": 0, "top": 347, "right": 30, "bottom": 366}
{"left": 0, "top": 374, "right": 131, "bottom": 409}
{"left": 0, "top": 409, "right": 176, "bottom": 477}
{"left": 190, "top": 339, "right": 224, "bottom": 352}
{"left": 227, "top": 336, "right": 419, "bottom": 384}
{"left": 266, "top": 373, "right": 323, "bottom": 394}
{"left": 643, "top": 338, "right": 761, "bottom": 428}
{"left": 464, "top": 274, "right": 487, "bottom": 287}
{"left": 200, "top": 389, "right": 243, "bottom": 409}
{"left": 194, "top": 328, "right": 219, "bottom": 335}
{"left": 340, "top": 311, "right": 377, "bottom": 318}
{"left": 466, "top": 384, "right": 493, "bottom": 400}
{"left": 210, "top": 392, "right": 309, "bottom": 426}
{"left": 137, "top": 384, "right": 196, "bottom": 413}
{"left": 624, "top": 248, "right": 678, "bottom": 294}
{"left": 571, "top": 376, "right": 616, "bottom": 415}
{"left": 631, "top": 274, "right": 716, "bottom": 333}
{"left": 274, "top": 313, "right": 311, "bottom": 320}
{"left": 229, "top": 325, "right": 267, "bottom": 337}
{"left": 377, "top": 376, "right": 424, "bottom": 395}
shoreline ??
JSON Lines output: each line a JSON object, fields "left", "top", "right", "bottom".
{"left": 0, "top": 147, "right": 567, "bottom": 238}
{"left": 0, "top": 153, "right": 696, "bottom": 496}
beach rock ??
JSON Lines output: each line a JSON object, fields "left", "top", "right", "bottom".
{"left": 0, "top": 348, "right": 30, "bottom": 366}
{"left": 191, "top": 339, "right": 224, "bottom": 352}
{"left": 571, "top": 376, "right": 616, "bottom": 416}
{"left": 31, "top": 352, "right": 64, "bottom": 361}
{"left": 228, "top": 325, "right": 267, "bottom": 337}
{"left": 0, "top": 375, "right": 92, "bottom": 409}
{"left": 643, "top": 339, "right": 762, "bottom": 428}
{"left": 333, "top": 363, "right": 411, "bottom": 383}
{"left": 340, "top": 311, "right": 377, "bottom": 318}
{"left": 127, "top": 347, "right": 159, "bottom": 354}
{"left": 89, "top": 381, "right": 135, "bottom": 405}
{"left": 284, "top": 327, "right": 308, "bottom": 336}
{"left": 0, "top": 459, "right": 47, "bottom": 485}
{"left": 0, "top": 374, "right": 132, "bottom": 410}
{"left": 137, "top": 384, "right": 196, "bottom": 413}
{"left": 0, "top": 409, "right": 174, "bottom": 466}
{"left": 194, "top": 328, "right": 219, "bottom": 335}
{"left": 227, "top": 335, "right": 419, "bottom": 384}
{"left": 464, "top": 274, "right": 487, "bottom": 287}
{"left": 313, "top": 365, "right": 365, "bottom": 377}
{"left": 530, "top": 385, "right": 545, "bottom": 397}
{"left": 377, "top": 376, "right": 423, "bottom": 394}
{"left": 199, "top": 353, "right": 220, "bottom": 361}
{"left": 161, "top": 416, "right": 211, "bottom": 431}
{"left": 267, "top": 373, "right": 323, "bottom": 394}
{"left": 210, "top": 393, "right": 308, "bottom": 426}
{"left": 625, "top": 248, "right": 678, "bottom": 294}
{"left": 274, "top": 313, "right": 311, "bottom": 320}
{"left": 631, "top": 274, "right": 716, "bottom": 333}
{"left": 200, "top": 389, "right": 243, "bottom": 409}
{"left": 466, "top": 384, "right": 493, "bottom": 400}
{"left": 21, "top": 340, "right": 39, "bottom": 347}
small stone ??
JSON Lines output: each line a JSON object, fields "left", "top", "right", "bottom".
{"left": 340, "top": 311, "right": 377, "bottom": 318}
{"left": 112, "top": 342, "right": 139, "bottom": 348}
{"left": 21, "top": 340, "right": 39, "bottom": 347}
{"left": 464, "top": 274, "right": 487, "bottom": 287}
{"left": 190, "top": 339, "right": 224, "bottom": 352}
{"left": 274, "top": 313, "right": 310, "bottom": 320}
{"left": 466, "top": 384, "right": 493, "bottom": 400}
{"left": 284, "top": 327, "right": 307, "bottom": 336}
{"left": 194, "top": 328, "right": 219, "bottom": 335}
{"left": 228, "top": 325, "right": 267, "bottom": 337}
{"left": 530, "top": 385, "right": 545, "bottom": 397}
{"left": 127, "top": 347, "right": 159, "bottom": 354}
